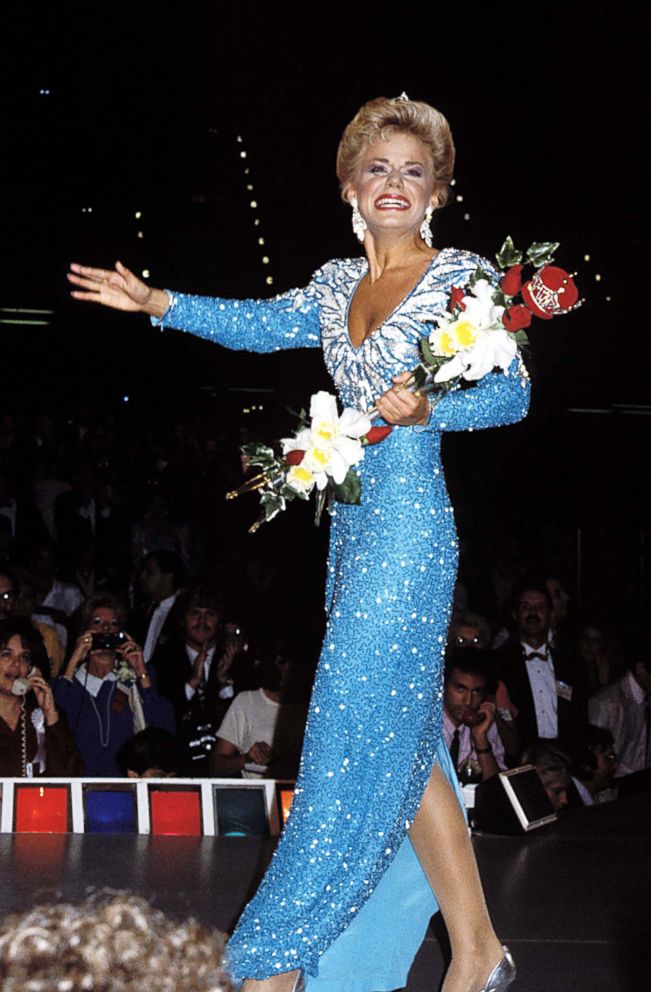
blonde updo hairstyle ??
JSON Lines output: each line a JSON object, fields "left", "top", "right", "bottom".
{"left": 0, "top": 892, "right": 231, "bottom": 992}
{"left": 336, "top": 96, "right": 455, "bottom": 207}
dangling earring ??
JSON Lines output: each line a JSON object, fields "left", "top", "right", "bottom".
{"left": 350, "top": 197, "right": 367, "bottom": 244}
{"left": 420, "top": 205, "right": 434, "bottom": 248}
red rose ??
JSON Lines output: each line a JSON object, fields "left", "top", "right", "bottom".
{"left": 521, "top": 266, "right": 580, "bottom": 319}
{"left": 502, "top": 305, "right": 532, "bottom": 332}
{"left": 285, "top": 449, "right": 304, "bottom": 465}
{"left": 500, "top": 264, "right": 523, "bottom": 297}
{"left": 449, "top": 286, "right": 466, "bottom": 311}
{"left": 364, "top": 425, "right": 393, "bottom": 445}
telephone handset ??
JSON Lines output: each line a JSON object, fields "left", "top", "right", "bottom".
{"left": 11, "top": 668, "right": 37, "bottom": 696}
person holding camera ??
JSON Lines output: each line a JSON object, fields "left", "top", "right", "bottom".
{"left": 53, "top": 594, "right": 175, "bottom": 775}
{"left": 0, "top": 616, "right": 82, "bottom": 777}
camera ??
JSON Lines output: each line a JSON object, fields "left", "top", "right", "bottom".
{"left": 91, "top": 631, "right": 128, "bottom": 652}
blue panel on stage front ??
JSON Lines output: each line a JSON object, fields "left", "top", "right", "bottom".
{"left": 84, "top": 790, "right": 137, "bottom": 834}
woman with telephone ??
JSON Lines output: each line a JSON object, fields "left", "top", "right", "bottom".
{"left": 0, "top": 617, "right": 82, "bottom": 777}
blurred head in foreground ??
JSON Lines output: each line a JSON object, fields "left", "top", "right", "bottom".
{"left": 0, "top": 891, "right": 231, "bottom": 992}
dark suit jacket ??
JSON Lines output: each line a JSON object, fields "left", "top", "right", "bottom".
{"left": 496, "top": 639, "right": 588, "bottom": 750}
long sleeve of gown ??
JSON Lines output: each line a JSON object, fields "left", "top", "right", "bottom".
{"left": 418, "top": 357, "right": 531, "bottom": 433}
{"left": 151, "top": 274, "right": 323, "bottom": 353}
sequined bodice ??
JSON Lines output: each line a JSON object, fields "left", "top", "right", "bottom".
{"left": 314, "top": 248, "right": 474, "bottom": 410}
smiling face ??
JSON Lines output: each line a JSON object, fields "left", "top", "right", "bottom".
{"left": 514, "top": 590, "right": 552, "bottom": 646}
{"left": 184, "top": 607, "right": 219, "bottom": 651}
{"left": 0, "top": 635, "right": 31, "bottom": 698}
{"left": 345, "top": 132, "right": 437, "bottom": 240}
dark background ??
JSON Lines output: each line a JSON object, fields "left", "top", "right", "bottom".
{"left": 1, "top": 1, "right": 649, "bottom": 621}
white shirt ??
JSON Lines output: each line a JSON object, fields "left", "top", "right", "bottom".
{"left": 217, "top": 688, "right": 281, "bottom": 778}
{"left": 75, "top": 664, "right": 117, "bottom": 697}
{"left": 33, "top": 579, "right": 84, "bottom": 652}
{"left": 522, "top": 641, "right": 558, "bottom": 739}
{"left": 184, "top": 644, "right": 216, "bottom": 700}
{"left": 143, "top": 592, "right": 178, "bottom": 662}
{"left": 589, "top": 670, "right": 649, "bottom": 776}
{"left": 442, "top": 710, "right": 507, "bottom": 772}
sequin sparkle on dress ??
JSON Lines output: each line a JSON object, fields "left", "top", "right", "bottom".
{"left": 153, "top": 248, "right": 530, "bottom": 991}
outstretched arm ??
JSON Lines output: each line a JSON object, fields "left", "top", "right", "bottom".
{"left": 68, "top": 261, "right": 322, "bottom": 353}
{"left": 68, "top": 261, "right": 170, "bottom": 317}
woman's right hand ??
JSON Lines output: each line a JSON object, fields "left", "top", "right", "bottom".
{"left": 63, "top": 631, "right": 94, "bottom": 679}
{"left": 67, "top": 260, "right": 170, "bottom": 318}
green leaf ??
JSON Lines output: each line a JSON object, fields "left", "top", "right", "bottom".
{"left": 419, "top": 336, "right": 437, "bottom": 367}
{"left": 491, "top": 286, "right": 507, "bottom": 307}
{"left": 513, "top": 330, "right": 530, "bottom": 348}
{"left": 495, "top": 236, "right": 523, "bottom": 269}
{"left": 260, "top": 491, "right": 286, "bottom": 521}
{"left": 279, "top": 482, "right": 308, "bottom": 502}
{"left": 412, "top": 365, "right": 429, "bottom": 390}
{"left": 240, "top": 442, "right": 281, "bottom": 473}
{"left": 527, "top": 241, "right": 559, "bottom": 267}
{"left": 333, "top": 469, "right": 362, "bottom": 505}
{"left": 468, "top": 266, "right": 493, "bottom": 289}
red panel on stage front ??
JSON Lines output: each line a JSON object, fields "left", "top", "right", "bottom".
{"left": 15, "top": 786, "right": 69, "bottom": 833}
{"left": 150, "top": 790, "right": 201, "bottom": 835}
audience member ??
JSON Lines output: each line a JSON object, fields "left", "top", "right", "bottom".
{"left": 154, "top": 584, "right": 246, "bottom": 774}
{"left": 53, "top": 594, "right": 175, "bottom": 776}
{"left": 29, "top": 540, "right": 84, "bottom": 652}
{"left": 0, "top": 617, "right": 82, "bottom": 776}
{"left": 570, "top": 724, "right": 618, "bottom": 805}
{"left": 3, "top": 568, "right": 64, "bottom": 676}
{"left": 588, "top": 645, "right": 651, "bottom": 777}
{"left": 210, "top": 650, "right": 307, "bottom": 779}
{"left": 577, "top": 620, "right": 614, "bottom": 695}
{"left": 116, "top": 727, "right": 183, "bottom": 778}
{"left": 443, "top": 648, "right": 506, "bottom": 783}
{"left": 0, "top": 891, "right": 231, "bottom": 992}
{"left": 448, "top": 612, "right": 520, "bottom": 759}
{"left": 137, "top": 549, "right": 186, "bottom": 662}
{"left": 521, "top": 742, "right": 574, "bottom": 813}
{"left": 497, "top": 580, "right": 586, "bottom": 749}
{"left": 545, "top": 575, "right": 572, "bottom": 648}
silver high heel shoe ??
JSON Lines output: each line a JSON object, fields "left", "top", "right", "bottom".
{"left": 478, "top": 946, "right": 516, "bottom": 992}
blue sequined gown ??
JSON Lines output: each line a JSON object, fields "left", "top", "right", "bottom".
{"left": 154, "top": 248, "right": 530, "bottom": 990}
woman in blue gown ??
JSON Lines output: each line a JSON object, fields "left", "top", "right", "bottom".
{"left": 69, "top": 96, "right": 529, "bottom": 992}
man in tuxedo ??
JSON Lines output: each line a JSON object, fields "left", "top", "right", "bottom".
{"left": 152, "top": 583, "right": 240, "bottom": 774}
{"left": 496, "top": 580, "right": 586, "bottom": 750}
{"left": 137, "top": 549, "right": 186, "bottom": 662}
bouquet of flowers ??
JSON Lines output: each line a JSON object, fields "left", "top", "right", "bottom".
{"left": 228, "top": 238, "right": 581, "bottom": 532}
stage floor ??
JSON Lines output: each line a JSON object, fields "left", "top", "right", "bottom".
{"left": 1, "top": 794, "right": 649, "bottom": 992}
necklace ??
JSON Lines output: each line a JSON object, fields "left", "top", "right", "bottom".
{"left": 88, "top": 681, "right": 116, "bottom": 748}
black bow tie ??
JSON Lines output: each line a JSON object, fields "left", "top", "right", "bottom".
{"left": 525, "top": 650, "right": 548, "bottom": 662}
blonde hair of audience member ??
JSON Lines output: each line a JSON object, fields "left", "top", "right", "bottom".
{"left": 0, "top": 891, "right": 231, "bottom": 992}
